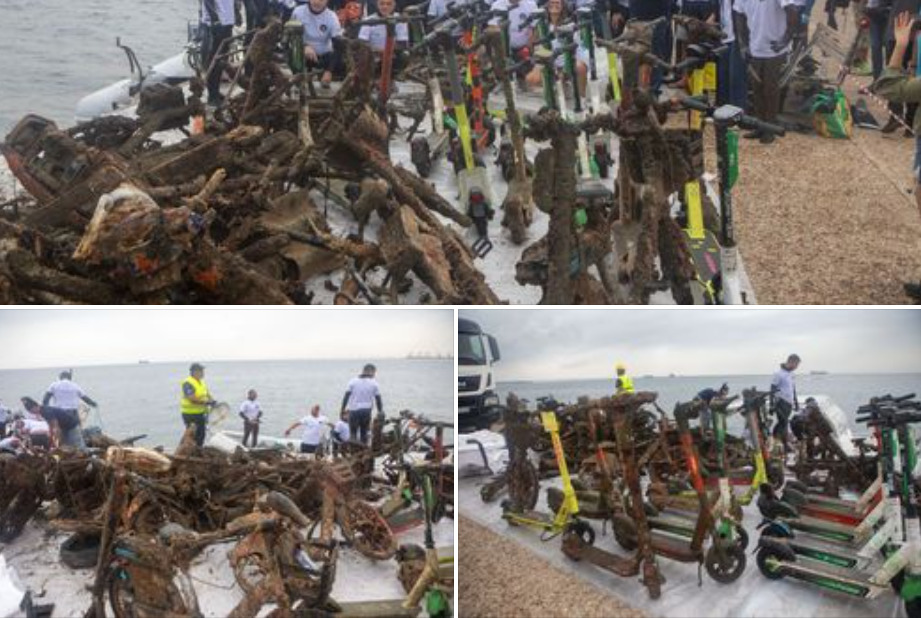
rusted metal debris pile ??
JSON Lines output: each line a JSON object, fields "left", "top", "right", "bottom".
{"left": 0, "top": 13, "right": 732, "bottom": 304}
{"left": 0, "top": 423, "right": 453, "bottom": 617}
{"left": 0, "top": 22, "right": 494, "bottom": 304}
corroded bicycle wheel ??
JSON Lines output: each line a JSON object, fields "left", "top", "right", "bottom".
{"left": 506, "top": 457, "right": 539, "bottom": 513}
{"left": 340, "top": 499, "right": 397, "bottom": 561}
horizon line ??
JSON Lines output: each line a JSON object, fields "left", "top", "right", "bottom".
{"left": 0, "top": 355, "right": 455, "bottom": 372}
{"left": 499, "top": 371, "right": 921, "bottom": 382}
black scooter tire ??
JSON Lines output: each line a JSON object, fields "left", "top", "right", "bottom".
{"left": 785, "top": 479, "right": 809, "bottom": 495}
{"left": 705, "top": 543, "right": 746, "bottom": 583}
{"left": 756, "top": 546, "right": 790, "bottom": 580}
{"left": 612, "top": 516, "right": 638, "bottom": 552}
{"left": 781, "top": 487, "right": 807, "bottom": 508}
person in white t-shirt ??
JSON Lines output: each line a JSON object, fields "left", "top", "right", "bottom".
{"left": 285, "top": 404, "right": 328, "bottom": 454}
{"left": 488, "top": 0, "right": 539, "bottom": 59}
{"left": 42, "top": 371, "right": 96, "bottom": 451}
{"left": 341, "top": 364, "right": 384, "bottom": 446}
{"left": 358, "top": 0, "right": 409, "bottom": 52}
{"left": 734, "top": 0, "right": 798, "bottom": 143}
{"left": 293, "top": 0, "right": 344, "bottom": 87}
{"left": 239, "top": 389, "right": 263, "bottom": 448}
{"left": 17, "top": 404, "right": 51, "bottom": 451}
{"left": 331, "top": 410, "right": 351, "bottom": 455}
{"left": 358, "top": 0, "right": 410, "bottom": 74}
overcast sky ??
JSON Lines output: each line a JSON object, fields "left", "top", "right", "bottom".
{"left": 460, "top": 309, "right": 921, "bottom": 381}
{"left": 0, "top": 309, "right": 453, "bottom": 370}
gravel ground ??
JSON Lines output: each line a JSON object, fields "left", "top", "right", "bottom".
{"left": 458, "top": 516, "right": 647, "bottom": 618}
{"left": 726, "top": 8, "right": 921, "bottom": 304}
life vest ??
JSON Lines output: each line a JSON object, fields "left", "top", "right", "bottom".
{"left": 617, "top": 374, "right": 635, "bottom": 394}
{"left": 180, "top": 377, "right": 210, "bottom": 416}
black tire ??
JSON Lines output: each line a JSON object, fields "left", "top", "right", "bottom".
{"left": 906, "top": 596, "right": 921, "bottom": 618}
{"left": 612, "top": 516, "right": 638, "bottom": 552}
{"left": 705, "top": 543, "right": 747, "bottom": 583}
{"left": 567, "top": 519, "right": 596, "bottom": 547}
{"left": 507, "top": 458, "right": 539, "bottom": 513}
{"left": 781, "top": 487, "right": 807, "bottom": 508}
{"left": 767, "top": 461, "right": 785, "bottom": 488}
{"left": 60, "top": 532, "right": 101, "bottom": 569}
{"left": 756, "top": 546, "right": 790, "bottom": 580}
{"left": 411, "top": 137, "right": 431, "bottom": 178}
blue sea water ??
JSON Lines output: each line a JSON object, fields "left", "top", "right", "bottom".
{"left": 0, "top": 358, "right": 454, "bottom": 447}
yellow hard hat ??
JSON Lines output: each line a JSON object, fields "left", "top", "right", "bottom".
{"left": 615, "top": 362, "right": 626, "bottom": 372}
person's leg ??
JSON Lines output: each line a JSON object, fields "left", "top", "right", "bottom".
{"left": 349, "top": 411, "right": 360, "bottom": 444}
{"left": 195, "top": 416, "right": 207, "bottom": 446}
{"left": 717, "top": 45, "right": 731, "bottom": 106}
{"left": 252, "top": 422, "right": 259, "bottom": 447}
{"left": 207, "top": 24, "right": 234, "bottom": 103}
{"left": 730, "top": 41, "right": 749, "bottom": 111}
{"left": 360, "top": 409, "right": 372, "bottom": 446}
{"left": 650, "top": 17, "right": 671, "bottom": 95}
{"left": 869, "top": 12, "right": 886, "bottom": 80}
{"left": 243, "top": 421, "right": 252, "bottom": 447}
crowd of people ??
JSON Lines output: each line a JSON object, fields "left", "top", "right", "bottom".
{"left": 0, "top": 362, "right": 385, "bottom": 456}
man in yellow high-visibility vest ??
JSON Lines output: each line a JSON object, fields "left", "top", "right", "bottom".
{"left": 180, "top": 363, "right": 215, "bottom": 446}
{"left": 615, "top": 362, "right": 634, "bottom": 395}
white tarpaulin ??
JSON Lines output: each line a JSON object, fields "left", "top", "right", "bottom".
{"left": 458, "top": 426, "right": 906, "bottom": 618}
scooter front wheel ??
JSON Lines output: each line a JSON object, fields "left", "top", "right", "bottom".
{"left": 755, "top": 546, "right": 789, "bottom": 580}
{"left": 704, "top": 543, "right": 746, "bottom": 584}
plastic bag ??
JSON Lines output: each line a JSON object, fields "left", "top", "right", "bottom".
{"left": 812, "top": 88, "right": 853, "bottom": 139}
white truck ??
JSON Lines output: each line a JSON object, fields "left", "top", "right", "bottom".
{"left": 457, "top": 317, "right": 502, "bottom": 432}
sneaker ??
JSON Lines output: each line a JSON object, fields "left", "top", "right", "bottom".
{"left": 760, "top": 133, "right": 775, "bottom": 145}
{"left": 881, "top": 116, "right": 901, "bottom": 134}
{"left": 743, "top": 130, "right": 762, "bottom": 140}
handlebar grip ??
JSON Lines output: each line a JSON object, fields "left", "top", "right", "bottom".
{"left": 738, "top": 114, "right": 785, "bottom": 137}
{"left": 894, "top": 393, "right": 917, "bottom": 403}
{"left": 679, "top": 95, "right": 710, "bottom": 113}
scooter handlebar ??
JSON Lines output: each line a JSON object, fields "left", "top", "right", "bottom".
{"left": 737, "top": 114, "right": 786, "bottom": 137}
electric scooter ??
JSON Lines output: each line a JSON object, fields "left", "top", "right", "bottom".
{"left": 755, "top": 406, "right": 921, "bottom": 618}
{"left": 790, "top": 393, "right": 916, "bottom": 523}
{"left": 678, "top": 96, "right": 786, "bottom": 304}
{"left": 756, "top": 402, "right": 910, "bottom": 573}
{"left": 418, "top": 21, "right": 495, "bottom": 257}
{"left": 561, "top": 392, "right": 664, "bottom": 600}
{"left": 613, "top": 398, "right": 747, "bottom": 584}
{"left": 642, "top": 396, "right": 749, "bottom": 550}
{"left": 576, "top": 2, "right": 613, "bottom": 179}
{"left": 501, "top": 408, "right": 595, "bottom": 546}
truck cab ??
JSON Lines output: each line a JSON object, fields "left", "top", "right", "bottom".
{"left": 457, "top": 318, "right": 502, "bottom": 432}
